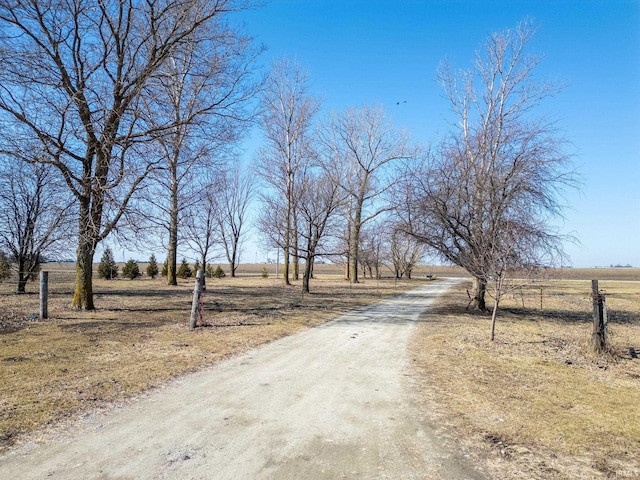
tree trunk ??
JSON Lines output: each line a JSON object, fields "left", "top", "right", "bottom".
{"left": 283, "top": 204, "right": 291, "bottom": 286}
{"left": 472, "top": 277, "right": 487, "bottom": 311}
{"left": 167, "top": 179, "right": 179, "bottom": 286}
{"left": 349, "top": 215, "right": 361, "bottom": 284}
{"left": 229, "top": 241, "right": 237, "bottom": 278}
{"left": 17, "top": 275, "right": 27, "bottom": 293}
{"left": 282, "top": 245, "right": 290, "bottom": 285}
{"left": 490, "top": 298, "right": 499, "bottom": 341}
{"left": 71, "top": 194, "right": 96, "bottom": 310}
{"left": 292, "top": 208, "right": 299, "bottom": 281}
{"left": 189, "top": 269, "right": 205, "bottom": 330}
{"left": 71, "top": 239, "right": 95, "bottom": 310}
{"left": 17, "top": 258, "right": 27, "bottom": 293}
{"left": 200, "top": 253, "right": 207, "bottom": 291}
{"left": 302, "top": 258, "right": 312, "bottom": 294}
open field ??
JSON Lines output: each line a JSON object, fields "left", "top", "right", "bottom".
{"left": 411, "top": 277, "right": 640, "bottom": 479}
{"left": 1, "top": 263, "right": 639, "bottom": 478}
{"left": 0, "top": 263, "right": 428, "bottom": 451}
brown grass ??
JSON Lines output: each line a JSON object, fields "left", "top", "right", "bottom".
{"left": 4, "top": 263, "right": 640, "bottom": 479}
{"left": 411, "top": 278, "right": 640, "bottom": 479}
{"left": 0, "top": 264, "right": 424, "bottom": 451}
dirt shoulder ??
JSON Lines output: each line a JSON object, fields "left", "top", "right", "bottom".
{"left": 410, "top": 280, "right": 640, "bottom": 479}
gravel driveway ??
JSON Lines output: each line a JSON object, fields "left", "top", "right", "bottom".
{"left": 0, "top": 278, "right": 485, "bottom": 480}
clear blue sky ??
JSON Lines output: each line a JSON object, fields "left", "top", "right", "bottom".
{"left": 236, "top": 0, "right": 640, "bottom": 268}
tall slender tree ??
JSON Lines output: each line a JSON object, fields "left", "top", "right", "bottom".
{"left": 256, "top": 59, "right": 320, "bottom": 285}
{"left": 216, "top": 165, "right": 255, "bottom": 277}
{"left": 297, "top": 170, "right": 344, "bottom": 293}
{"left": 143, "top": 25, "right": 260, "bottom": 285}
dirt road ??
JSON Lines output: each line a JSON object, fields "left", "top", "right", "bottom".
{"left": 0, "top": 279, "right": 485, "bottom": 480}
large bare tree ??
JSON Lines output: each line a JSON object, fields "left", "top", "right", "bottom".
{"left": 319, "top": 104, "right": 413, "bottom": 284}
{"left": 396, "top": 20, "right": 576, "bottom": 311}
{"left": 256, "top": 59, "right": 320, "bottom": 285}
{"left": 0, "top": 0, "right": 254, "bottom": 309}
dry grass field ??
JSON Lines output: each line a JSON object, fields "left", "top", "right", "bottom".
{"left": 0, "top": 262, "right": 427, "bottom": 452}
{"left": 411, "top": 273, "right": 640, "bottom": 479}
{"left": 2, "top": 262, "right": 639, "bottom": 479}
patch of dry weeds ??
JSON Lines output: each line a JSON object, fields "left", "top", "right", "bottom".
{"left": 411, "top": 279, "right": 640, "bottom": 479}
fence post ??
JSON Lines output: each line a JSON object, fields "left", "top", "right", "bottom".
{"left": 591, "top": 279, "right": 607, "bottom": 352}
{"left": 40, "top": 271, "right": 48, "bottom": 319}
{"left": 189, "top": 269, "right": 205, "bottom": 330}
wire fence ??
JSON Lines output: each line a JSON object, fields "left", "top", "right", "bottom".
{"left": 0, "top": 266, "right": 77, "bottom": 295}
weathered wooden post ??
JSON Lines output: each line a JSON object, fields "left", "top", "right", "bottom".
{"left": 189, "top": 269, "right": 205, "bottom": 330}
{"left": 591, "top": 280, "right": 607, "bottom": 352}
{"left": 39, "top": 271, "right": 48, "bottom": 319}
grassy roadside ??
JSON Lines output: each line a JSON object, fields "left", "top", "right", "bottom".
{"left": 411, "top": 279, "right": 640, "bottom": 479}
{"left": 0, "top": 273, "right": 424, "bottom": 452}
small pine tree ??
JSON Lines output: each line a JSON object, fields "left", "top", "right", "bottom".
{"left": 205, "top": 263, "right": 215, "bottom": 278}
{"left": 212, "top": 265, "right": 226, "bottom": 278}
{"left": 193, "top": 260, "right": 201, "bottom": 276}
{"left": 146, "top": 254, "right": 159, "bottom": 279}
{"left": 177, "top": 258, "right": 193, "bottom": 279}
{"left": 0, "top": 251, "right": 11, "bottom": 282}
{"left": 161, "top": 258, "right": 168, "bottom": 277}
{"left": 122, "top": 259, "right": 141, "bottom": 279}
{"left": 97, "top": 247, "right": 118, "bottom": 280}
{"left": 261, "top": 266, "right": 269, "bottom": 278}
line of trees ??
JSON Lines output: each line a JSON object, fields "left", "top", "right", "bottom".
{"left": 0, "top": 9, "right": 577, "bottom": 332}
{"left": 0, "top": 0, "right": 261, "bottom": 303}
{"left": 254, "top": 59, "right": 418, "bottom": 293}
{"left": 254, "top": 20, "right": 577, "bottom": 308}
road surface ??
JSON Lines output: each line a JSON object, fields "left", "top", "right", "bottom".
{"left": 0, "top": 278, "right": 485, "bottom": 480}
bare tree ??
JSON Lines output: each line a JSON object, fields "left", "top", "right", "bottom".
{"left": 216, "top": 165, "right": 255, "bottom": 277}
{"left": 297, "top": 170, "right": 344, "bottom": 293}
{"left": 143, "top": 26, "right": 261, "bottom": 285}
{"left": 0, "top": 0, "right": 256, "bottom": 309}
{"left": 256, "top": 193, "right": 286, "bottom": 258}
{"left": 396, "top": 20, "right": 577, "bottom": 313}
{"left": 318, "top": 104, "right": 413, "bottom": 284}
{"left": 388, "top": 229, "right": 425, "bottom": 280}
{"left": 484, "top": 229, "right": 554, "bottom": 341}
{"left": 0, "top": 158, "right": 74, "bottom": 292}
{"left": 358, "top": 222, "right": 387, "bottom": 279}
{"left": 182, "top": 172, "right": 223, "bottom": 288}
{"left": 256, "top": 59, "right": 320, "bottom": 285}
